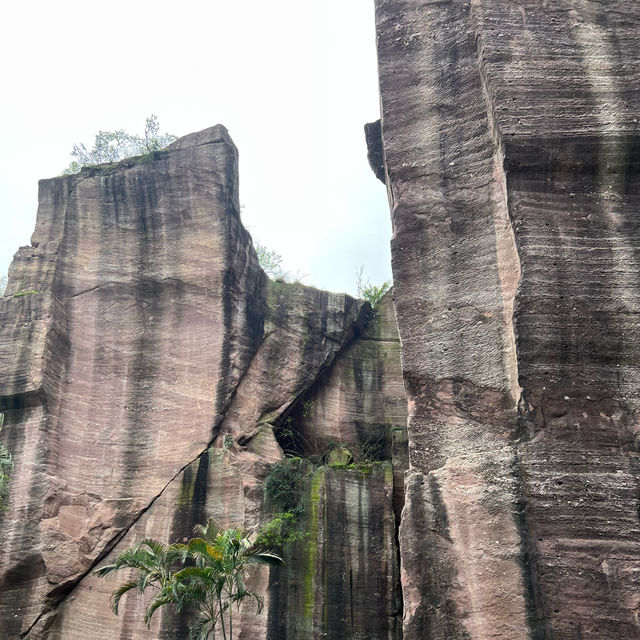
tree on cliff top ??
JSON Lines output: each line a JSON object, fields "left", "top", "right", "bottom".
{"left": 62, "top": 115, "right": 176, "bottom": 175}
{"left": 255, "top": 243, "right": 287, "bottom": 280}
{"left": 356, "top": 265, "right": 390, "bottom": 310}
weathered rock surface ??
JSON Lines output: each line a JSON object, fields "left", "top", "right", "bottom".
{"left": 375, "top": 0, "right": 640, "bottom": 638}
{"left": 268, "top": 463, "right": 402, "bottom": 640}
{"left": 291, "top": 291, "right": 409, "bottom": 514}
{"left": 0, "top": 126, "right": 407, "bottom": 639}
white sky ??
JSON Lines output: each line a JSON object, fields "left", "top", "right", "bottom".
{"left": 0, "top": 0, "right": 390, "bottom": 296}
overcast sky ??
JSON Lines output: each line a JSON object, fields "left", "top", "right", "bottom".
{"left": 0, "top": 0, "right": 390, "bottom": 296}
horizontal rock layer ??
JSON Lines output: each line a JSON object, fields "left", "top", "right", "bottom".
{"left": 375, "top": 0, "right": 640, "bottom": 638}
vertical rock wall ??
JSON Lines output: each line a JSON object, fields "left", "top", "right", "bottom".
{"left": 1, "top": 125, "right": 266, "bottom": 638}
{"left": 0, "top": 126, "right": 407, "bottom": 639}
{"left": 374, "top": 1, "right": 640, "bottom": 638}
{"left": 267, "top": 462, "right": 402, "bottom": 640}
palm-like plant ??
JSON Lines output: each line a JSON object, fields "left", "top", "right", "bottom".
{"left": 177, "top": 519, "right": 283, "bottom": 640}
{"left": 94, "top": 538, "right": 184, "bottom": 626}
{"left": 95, "top": 520, "right": 283, "bottom": 640}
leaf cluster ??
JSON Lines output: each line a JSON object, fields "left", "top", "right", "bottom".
{"left": 95, "top": 519, "right": 282, "bottom": 640}
{"left": 255, "top": 243, "right": 308, "bottom": 284}
{"left": 62, "top": 115, "right": 176, "bottom": 175}
{"left": 255, "top": 243, "right": 287, "bottom": 280}
{"left": 355, "top": 265, "right": 390, "bottom": 309}
{"left": 263, "top": 458, "right": 303, "bottom": 513}
{"left": 254, "top": 510, "right": 305, "bottom": 551}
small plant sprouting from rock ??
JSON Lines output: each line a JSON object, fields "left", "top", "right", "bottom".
{"left": 264, "top": 458, "right": 303, "bottom": 514}
{"left": 356, "top": 265, "right": 390, "bottom": 309}
{"left": 255, "top": 243, "right": 287, "bottom": 280}
{"left": 62, "top": 115, "right": 176, "bottom": 175}
{"left": 255, "top": 242, "right": 308, "bottom": 284}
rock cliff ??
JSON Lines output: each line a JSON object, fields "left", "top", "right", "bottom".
{"left": 3, "top": 2, "right": 639, "bottom": 638}
{"left": 374, "top": 0, "right": 640, "bottom": 638}
{"left": 0, "top": 126, "right": 407, "bottom": 639}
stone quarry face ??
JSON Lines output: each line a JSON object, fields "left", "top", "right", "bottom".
{"left": 0, "top": 126, "right": 406, "bottom": 639}
{"left": 374, "top": 0, "right": 640, "bottom": 638}
{"left": 2, "top": 3, "right": 639, "bottom": 639}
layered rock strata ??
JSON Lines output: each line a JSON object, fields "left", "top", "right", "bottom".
{"left": 374, "top": 1, "right": 640, "bottom": 638}
{"left": 0, "top": 126, "right": 407, "bottom": 639}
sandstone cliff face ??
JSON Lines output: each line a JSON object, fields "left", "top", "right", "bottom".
{"left": 374, "top": 1, "right": 640, "bottom": 638}
{"left": 0, "top": 127, "right": 407, "bottom": 639}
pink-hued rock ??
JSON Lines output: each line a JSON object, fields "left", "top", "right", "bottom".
{"left": 0, "top": 125, "right": 406, "bottom": 640}
{"left": 374, "top": 0, "right": 640, "bottom": 638}
{"left": 0, "top": 125, "right": 266, "bottom": 637}
{"left": 0, "top": 126, "right": 368, "bottom": 638}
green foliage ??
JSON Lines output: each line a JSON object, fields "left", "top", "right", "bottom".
{"left": 255, "top": 243, "right": 287, "bottom": 280}
{"left": 62, "top": 115, "right": 176, "bottom": 175}
{"left": 255, "top": 243, "right": 308, "bottom": 284}
{"left": 0, "top": 415, "right": 13, "bottom": 511}
{"left": 93, "top": 538, "right": 183, "bottom": 621}
{"left": 95, "top": 520, "right": 282, "bottom": 640}
{"left": 254, "top": 511, "right": 304, "bottom": 551}
{"left": 328, "top": 461, "right": 376, "bottom": 475}
{"left": 263, "top": 458, "right": 303, "bottom": 513}
{"left": 356, "top": 265, "right": 390, "bottom": 309}
{"left": 12, "top": 290, "right": 39, "bottom": 297}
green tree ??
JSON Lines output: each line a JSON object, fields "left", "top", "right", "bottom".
{"left": 95, "top": 520, "right": 282, "bottom": 640}
{"left": 356, "top": 265, "right": 391, "bottom": 309}
{"left": 62, "top": 115, "right": 176, "bottom": 175}
{"left": 174, "top": 520, "right": 282, "bottom": 640}
{"left": 93, "top": 538, "right": 183, "bottom": 625}
{"left": 255, "top": 243, "right": 287, "bottom": 280}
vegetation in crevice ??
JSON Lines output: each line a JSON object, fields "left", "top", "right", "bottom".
{"left": 263, "top": 458, "right": 304, "bottom": 515}
{"left": 272, "top": 406, "right": 394, "bottom": 469}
